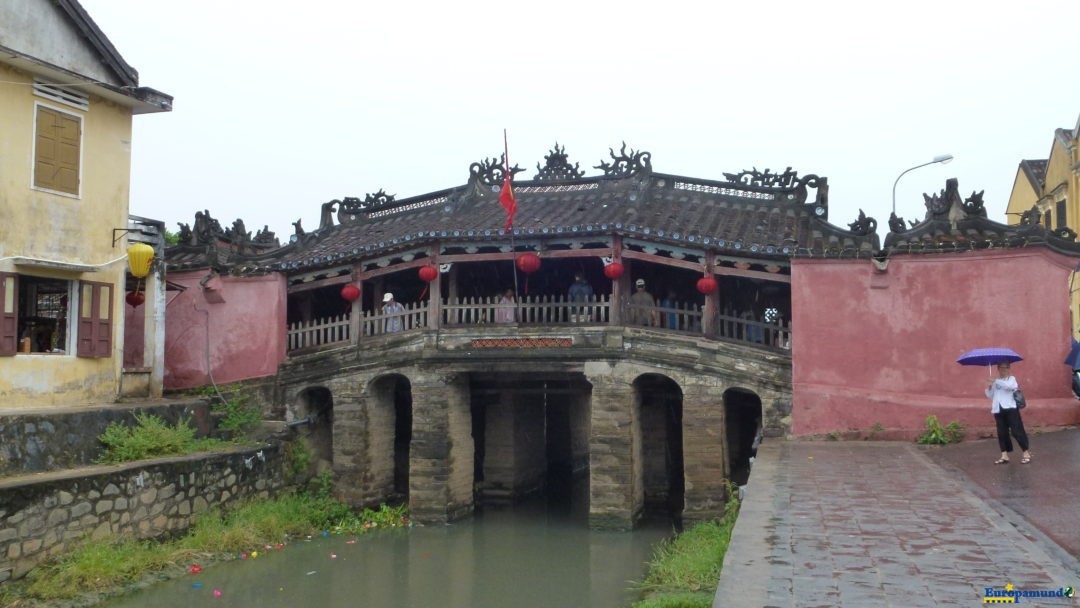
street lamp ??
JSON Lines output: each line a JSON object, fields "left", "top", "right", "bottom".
{"left": 892, "top": 154, "right": 954, "bottom": 216}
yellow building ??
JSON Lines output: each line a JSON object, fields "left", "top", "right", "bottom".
{"left": 0, "top": 0, "right": 171, "bottom": 407}
{"left": 1006, "top": 115, "right": 1080, "bottom": 230}
{"left": 1006, "top": 114, "right": 1080, "bottom": 340}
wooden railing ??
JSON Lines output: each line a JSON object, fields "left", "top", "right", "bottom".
{"left": 361, "top": 301, "right": 429, "bottom": 336}
{"left": 286, "top": 296, "right": 791, "bottom": 353}
{"left": 442, "top": 294, "right": 611, "bottom": 326}
{"left": 287, "top": 313, "right": 351, "bottom": 351}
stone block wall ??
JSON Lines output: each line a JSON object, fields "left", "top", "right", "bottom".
{"left": 0, "top": 445, "right": 285, "bottom": 583}
{"left": 0, "top": 401, "right": 212, "bottom": 476}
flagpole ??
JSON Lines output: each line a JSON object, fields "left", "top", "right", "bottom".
{"left": 504, "top": 128, "right": 521, "bottom": 308}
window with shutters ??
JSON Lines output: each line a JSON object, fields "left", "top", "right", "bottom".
{"left": 77, "top": 281, "right": 112, "bottom": 358}
{"left": 0, "top": 274, "right": 73, "bottom": 356}
{"left": 1057, "top": 200, "right": 1067, "bottom": 230}
{"left": 33, "top": 104, "right": 82, "bottom": 196}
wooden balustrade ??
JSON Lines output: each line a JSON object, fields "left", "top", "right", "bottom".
{"left": 286, "top": 313, "right": 351, "bottom": 351}
{"left": 286, "top": 296, "right": 791, "bottom": 353}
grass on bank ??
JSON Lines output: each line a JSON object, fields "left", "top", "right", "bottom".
{"left": 0, "top": 480, "right": 408, "bottom": 605}
{"left": 631, "top": 486, "right": 741, "bottom": 608}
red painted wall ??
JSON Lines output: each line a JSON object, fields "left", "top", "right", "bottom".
{"left": 791, "top": 249, "right": 1080, "bottom": 438}
{"left": 164, "top": 271, "right": 286, "bottom": 390}
{"left": 123, "top": 299, "right": 146, "bottom": 369}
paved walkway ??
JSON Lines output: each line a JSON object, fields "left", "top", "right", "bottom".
{"left": 714, "top": 437, "right": 1079, "bottom": 607}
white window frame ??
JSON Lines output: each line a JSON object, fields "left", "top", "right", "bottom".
{"left": 31, "top": 101, "right": 85, "bottom": 199}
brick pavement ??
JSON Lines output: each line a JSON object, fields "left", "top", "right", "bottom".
{"left": 714, "top": 441, "right": 1078, "bottom": 607}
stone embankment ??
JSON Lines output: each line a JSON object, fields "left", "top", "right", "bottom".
{"left": 0, "top": 402, "right": 288, "bottom": 584}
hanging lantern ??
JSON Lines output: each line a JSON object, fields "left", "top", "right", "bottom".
{"left": 126, "top": 242, "right": 155, "bottom": 279}
{"left": 340, "top": 284, "right": 360, "bottom": 302}
{"left": 125, "top": 291, "right": 145, "bottom": 307}
{"left": 696, "top": 276, "right": 718, "bottom": 294}
{"left": 516, "top": 252, "right": 541, "bottom": 274}
{"left": 603, "top": 262, "right": 624, "bottom": 280}
{"left": 418, "top": 265, "right": 439, "bottom": 283}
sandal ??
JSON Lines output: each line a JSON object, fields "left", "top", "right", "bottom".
{"left": 1021, "top": 456, "right": 1031, "bottom": 464}
{"left": 994, "top": 458, "right": 1010, "bottom": 464}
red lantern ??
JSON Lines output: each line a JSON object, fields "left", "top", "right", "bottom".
{"left": 125, "top": 291, "right": 145, "bottom": 307}
{"left": 516, "top": 252, "right": 541, "bottom": 274}
{"left": 696, "top": 276, "right": 718, "bottom": 294}
{"left": 603, "top": 262, "right": 624, "bottom": 280}
{"left": 340, "top": 284, "right": 360, "bottom": 302}
{"left": 418, "top": 265, "right": 439, "bottom": 282}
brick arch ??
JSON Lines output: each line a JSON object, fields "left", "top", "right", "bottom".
{"left": 632, "top": 373, "right": 685, "bottom": 520}
{"left": 363, "top": 373, "right": 413, "bottom": 506}
{"left": 291, "top": 386, "right": 334, "bottom": 479}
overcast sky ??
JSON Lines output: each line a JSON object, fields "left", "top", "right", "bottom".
{"left": 78, "top": 0, "right": 1080, "bottom": 244}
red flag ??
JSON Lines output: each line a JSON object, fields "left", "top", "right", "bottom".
{"left": 499, "top": 174, "right": 516, "bottom": 231}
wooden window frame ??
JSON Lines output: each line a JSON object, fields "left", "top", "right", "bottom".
{"left": 32, "top": 102, "right": 83, "bottom": 197}
{"left": 77, "top": 281, "right": 113, "bottom": 358}
{"left": 0, "top": 272, "right": 17, "bottom": 356}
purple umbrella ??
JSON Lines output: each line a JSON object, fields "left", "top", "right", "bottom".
{"left": 956, "top": 347, "right": 1022, "bottom": 373}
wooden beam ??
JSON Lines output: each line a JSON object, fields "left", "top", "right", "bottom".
{"left": 287, "top": 274, "right": 352, "bottom": 293}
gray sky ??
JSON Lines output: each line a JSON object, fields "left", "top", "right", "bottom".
{"left": 79, "top": 0, "right": 1080, "bottom": 243}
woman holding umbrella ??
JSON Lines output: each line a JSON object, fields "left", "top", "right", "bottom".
{"left": 985, "top": 361, "right": 1032, "bottom": 464}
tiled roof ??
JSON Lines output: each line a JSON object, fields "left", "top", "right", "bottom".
{"left": 167, "top": 148, "right": 882, "bottom": 275}
{"left": 883, "top": 177, "right": 1080, "bottom": 256}
{"left": 1019, "top": 159, "right": 1048, "bottom": 192}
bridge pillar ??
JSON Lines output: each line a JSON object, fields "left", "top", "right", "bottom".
{"left": 586, "top": 373, "right": 642, "bottom": 529}
{"left": 409, "top": 372, "right": 475, "bottom": 524}
{"left": 681, "top": 382, "right": 728, "bottom": 524}
{"left": 328, "top": 381, "right": 370, "bottom": 507}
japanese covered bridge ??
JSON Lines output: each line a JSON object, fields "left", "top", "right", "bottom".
{"left": 164, "top": 144, "right": 878, "bottom": 528}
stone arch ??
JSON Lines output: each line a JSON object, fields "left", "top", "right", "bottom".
{"left": 632, "top": 373, "right": 685, "bottom": 520}
{"left": 293, "top": 386, "right": 334, "bottom": 477}
{"left": 366, "top": 373, "right": 413, "bottom": 505}
{"left": 723, "top": 387, "right": 763, "bottom": 485}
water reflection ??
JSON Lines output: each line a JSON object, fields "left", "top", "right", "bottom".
{"left": 101, "top": 498, "right": 672, "bottom": 608}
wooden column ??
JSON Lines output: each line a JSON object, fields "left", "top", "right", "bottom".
{"left": 703, "top": 253, "right": 719, "bottom": 337}
{"left": 610, "top": 236, "right": 625, "bottom": 325}
{"left": 428, "top": 250, "right": 441, "bottom": 330}
{"left": 446, "top": 263, "right": 459, "bottom": 325}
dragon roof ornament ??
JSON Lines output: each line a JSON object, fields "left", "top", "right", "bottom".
{"left": 594, "top": 142, "right": 651, "bottom": 178}
{"left": 535, "top": 143, "right": 584, "bottom": 182}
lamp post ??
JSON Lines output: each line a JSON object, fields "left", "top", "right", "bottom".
{"left": 891, "top": 154, "right": 954, "bottom": 216}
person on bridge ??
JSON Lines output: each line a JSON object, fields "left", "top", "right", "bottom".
{"left": 382, "top": 292, "right": 406, "bottom": 333}
{"left": 496, "top": 289, "right": 516, "bottom": 323}
{"left": 568, "top": 272, "right": 594, "bottom": 322}
{"left": 984, "top": 361, "right": 1032, "bottom": 465}
{"left": 628, "top": 279, "right": 658, "bottom": 326}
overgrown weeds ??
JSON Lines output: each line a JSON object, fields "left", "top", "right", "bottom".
{"left": 631, "top": 483, "right": 741, "bottom": 608}
{"left": 916, "top": 415, "right": 965, "bottom": 445}
{"left": 97, "top": 412, "right": 226, "bottom": 464}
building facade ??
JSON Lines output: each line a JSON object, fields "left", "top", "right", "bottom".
{"left": 0, "top": 0, "right": 171, "bottom": 407}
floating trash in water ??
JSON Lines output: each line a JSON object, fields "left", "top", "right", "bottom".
{"left": 330, "top": 553, "right": 337, "bottom": 559}
{"left": 192, "top": 583, "right": 202, "bottom": 589}
{"left": 306, "top": 571, "right": 317, "bottom": 576}
{"left": 346, "top": 539, "right": 357, "bottom": 544}
{"left": 240, "top": 553, "right": 248, "bottom": 559}
{"left": 276, "top": 543, "right": 284, "bottom": 550}
{"left": 213, "top": 589, "right": 222, "bottom": 598}
{"left": 188, "top": 564, "right": 202, "bottom": 574}
{"left": 321, "top": 530, "right": 329, "bottom": 537}
{"left": 252, "top": 551, "right": 259, "bottom": 558}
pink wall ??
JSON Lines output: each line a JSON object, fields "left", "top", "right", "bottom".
{"left": 791, "top": 249, "right": 1080, "bottom": 438}
{"left": 164, "top": 271, "right": 287, "bottom": 390}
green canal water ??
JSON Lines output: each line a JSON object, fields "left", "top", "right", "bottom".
{"left": 100, "top": 499, "right": 674, "bottom": 608}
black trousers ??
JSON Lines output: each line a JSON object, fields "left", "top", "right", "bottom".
{"left": 993, "top": 408, "right": 1029, "bottom": 453}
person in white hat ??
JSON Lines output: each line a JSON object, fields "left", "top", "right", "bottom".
{"left": 382, "top": 292, "right": 405, "bottom": 333}
{"left": 628, "top": 279, "right": 656, "bottom": 326}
